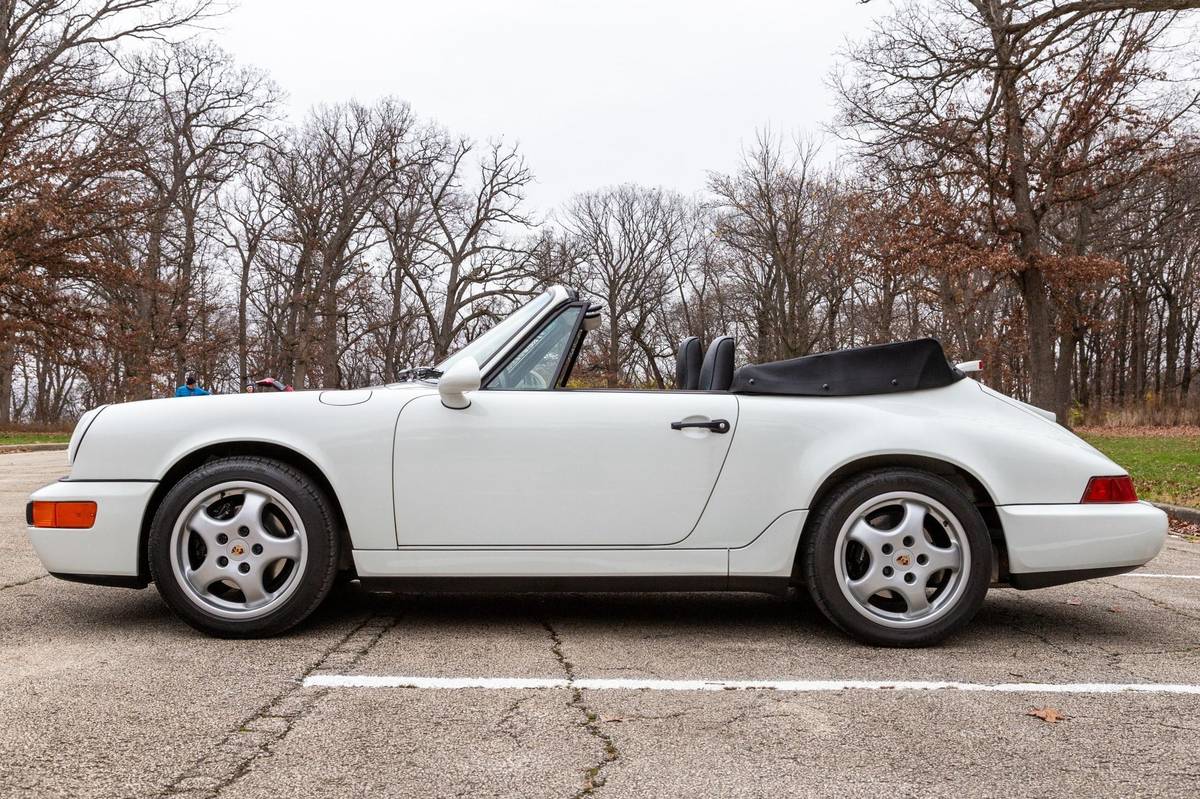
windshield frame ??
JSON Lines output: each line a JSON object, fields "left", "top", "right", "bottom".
{"left": 485, "top": 302, "right": 586, "bottom": 390}
{"left": 434, "top": 287, "right": 568, "bottom": 374}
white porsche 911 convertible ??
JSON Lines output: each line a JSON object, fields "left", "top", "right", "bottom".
{"left": 26, "top": 285, "right": 1166, "bottom": 646}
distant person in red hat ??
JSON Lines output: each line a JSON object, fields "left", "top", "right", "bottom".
{"left": 254, "top": 377, "right": 294, "bottom": 392}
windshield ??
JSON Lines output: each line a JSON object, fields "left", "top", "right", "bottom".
{"left": 436, "top": 290, "right": 554, "bottom": 373}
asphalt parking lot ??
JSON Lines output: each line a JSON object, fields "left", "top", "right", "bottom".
{"left": 3, "top": 450, "right": 1200, "bottom": 798}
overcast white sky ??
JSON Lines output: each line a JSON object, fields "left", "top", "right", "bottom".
{"left": 218, "top": 0, "right": 888, "bottom": 214}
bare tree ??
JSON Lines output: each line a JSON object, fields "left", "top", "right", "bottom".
{"left": 837, "top": 0, "right": 1200, "bottom": 418}
{"left": 264, "top": 98, "right": 420, "bottom": 387}
{"left": 561, "top": 185, "right": 686, "bottom": 387}
{"left": 217, "top": 150, "right": 280, "bottom": 387}
{"left": 122, "top": 40, "right": 278, "bottom": 395}
{"left": 708, "top": 133, "right": 850, "bottom": 363}
{"left": 380, "top": 137, "right": 536, "bottom": 363}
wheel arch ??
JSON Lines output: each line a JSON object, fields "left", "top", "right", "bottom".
{"left": 793, "top": 453, "right": 1007, "bottom": 580}
{"left": 136, "top": 441, "right": 353, "bottom": 583}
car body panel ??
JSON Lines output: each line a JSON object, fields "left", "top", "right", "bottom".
{"left": 66, "top": 387, "right": 434, "bottom": 550}
{"left": 28, "top": 479, "right": 155, "bottom": 577}
{"left": 392, "top": 391, "right": 739, "bottom": 546}
{"left": 727, "top": 510, "right": 810, "bottom": 581}
{"left": 352, "top": 546, "right": 727, "bottom": 579}
{"left": 998, "top": 501, "right": 1167, "bottom": 574}
{"left": 686, "top": 378, "right": 1125, "bottom": 550}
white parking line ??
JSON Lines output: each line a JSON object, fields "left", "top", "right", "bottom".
{"left": 1120, "top": 573, "right": 1200, "bottom": 580}
{"left": 304, "top": 675, "right": 1200, "bottom": 694}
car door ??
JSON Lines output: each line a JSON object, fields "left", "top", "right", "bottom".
{"left": 392, "top": 389, "right": 738, "bottom": 547}
{"left": 393, "top": 299, "right": 738, "bottom": 547}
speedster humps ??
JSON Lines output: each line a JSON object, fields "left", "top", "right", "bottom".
{"left": 27, "top": 286, "right": 1166, "bottom": 645}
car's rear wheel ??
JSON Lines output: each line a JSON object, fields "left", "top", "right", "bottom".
{"left": 802, "top": 469, "right": 991, "bottom": 647}
{"left": 148, "top": 456, "right": 339, "bottom": 637}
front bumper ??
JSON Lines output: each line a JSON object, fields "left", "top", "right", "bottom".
{"left": 998, "top": 501, "right": 1167, "bottom": 588}
{"left": 27, "top": 480, "right": 157, "bottom": 583}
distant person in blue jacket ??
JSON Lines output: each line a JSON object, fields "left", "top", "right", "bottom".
{"left": 175, "top": 373, "right": 210, "bottom": 397}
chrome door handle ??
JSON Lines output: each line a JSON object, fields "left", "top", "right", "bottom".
{"left": 670, "top": 419, "right": 730, "bottom": 434}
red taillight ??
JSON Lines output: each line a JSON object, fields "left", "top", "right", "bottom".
{"left": 1081, "top": 476, "right": 1138, "bottom": 504}
{"left": 30, "top": 501, "right": 97, "bottom": 528}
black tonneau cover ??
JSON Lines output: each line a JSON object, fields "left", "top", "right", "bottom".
{"left": 731, "top": 338, "right": 963, "bottom": 397}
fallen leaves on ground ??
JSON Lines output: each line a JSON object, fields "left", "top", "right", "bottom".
{"left": 1169, "top": 517, "right": 1200, "bottom": 541}
{"left": 1027, "top": 707, "right": 1067, "bottom": 724}
{"left": 1076, "top": 425, "right": 1200, "bottom": 438}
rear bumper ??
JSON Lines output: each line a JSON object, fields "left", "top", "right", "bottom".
{"left": 999, "top": 501, "right": 1167, "bottom": 588}
{"left": 26, "top": 480, "right": 156, "bottom": 582}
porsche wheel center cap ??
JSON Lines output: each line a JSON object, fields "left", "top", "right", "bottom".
{"left": 229, "top": 543, "right": 247, "bottom": 558}
{"left": 894, "top": 551, "right": 913, "bottom": 568}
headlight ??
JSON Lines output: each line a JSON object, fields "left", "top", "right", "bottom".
{"left": 67, "top": 405, "right": 107, "bottom": 465}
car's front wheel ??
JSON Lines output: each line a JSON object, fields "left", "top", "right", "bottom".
{"left": 802, "top": 469, "right": 991, "bottom": 647}
{"left": 148, "top": 456, "right": 339, "bottom": 637}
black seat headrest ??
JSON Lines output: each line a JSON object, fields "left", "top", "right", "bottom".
{"left": 675, "top": 336, "right": 702, "bottom": 390}
{"left": 699, "top": 336, "right": 735, "bottom": 391}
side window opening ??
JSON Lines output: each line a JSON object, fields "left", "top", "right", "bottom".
{"left": 487, "top": 306, "right": 584, "bottom": 390}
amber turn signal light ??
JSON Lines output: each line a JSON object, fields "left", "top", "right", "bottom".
{"left": 29, "top": 501, "right": 97, "bottom": 529}
{"left": 1081, "top": 476, "right": 1138, "bottom": 504}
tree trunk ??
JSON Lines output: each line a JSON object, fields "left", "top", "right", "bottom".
{"left": 1182, "top": 317, "right": 1195, "bottom": 398}
{"left": 430, "top": 262, "right": 464, "bottom": 365}
{"left": 0, "top": 333, "right": 14, "bottom": 425}
{"left": 321, "top": 268, "right": 341, "bottom": 389}
{"left": 173, "top": 202, "right": 198, "bottom": 388}
{"left": 281, "top": 246, "right": 312, "bottom": 386}
{"left": 998, "top": 77, "right": 1057, "bottom": 412}
{"left": 633, "top": 334, "right": 666, "bottom": 389}
{"left": 1055, "top": 330, "right": 1078, "bottom": 428}
{"left": 1017, "top": 266, "right": 1058, "bottom": 414}
{"left": 134, "top": 203, "right": 169, "bottom": 400}
{"left": 1077, "top": 335, "right": 1091, "bottom": 410}
{"left": 606, "top": 309, "right": 621, "bottom": 388}
{"left": 1116, "top": 297, "right": 1130, "bottom": 404}
{"left": 1153, "top": 309, "right": 1164, "bottom": 397}
{"left": 238, "top": 257, "right": 251, "bottom": 387}
{"left": 1164, "top": 289, "right": 1181, "bottom": 403}
{"left": 1131, "top": 288, "right": 1149, "bottom": 399}
{"left": 383, "top": 266, "right": 404, "bottom": 382}
{"left": 1089, "top": 330, "right": 1104, "bottom": 414}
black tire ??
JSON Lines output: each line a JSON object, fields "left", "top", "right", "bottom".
{"left": 801, "top": 468, "right": 991, "bottom": 647}
{"left": 148, "top": 456, "right": 340, "bottom": 638}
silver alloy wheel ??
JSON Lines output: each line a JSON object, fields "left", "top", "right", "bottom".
{"left": 832, "top": 491, "right": 970, "bottom": 629}
{"left": 168, "top": 480, "right": 308, "bottom": 621}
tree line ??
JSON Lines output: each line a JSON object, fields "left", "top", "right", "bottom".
{"left": 3, "top": 0, "right": 1200, "bottom": 427}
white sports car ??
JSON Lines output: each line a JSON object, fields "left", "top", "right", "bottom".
{"left": 26, "top": 285, "right": 1166, "bottom": 646}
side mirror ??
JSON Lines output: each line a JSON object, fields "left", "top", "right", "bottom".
{"left": 438, "top": 357, "right": 481, "bottom": 409}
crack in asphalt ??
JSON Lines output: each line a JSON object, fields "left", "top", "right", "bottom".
{"left": 996, "top": 604, "right": 1163, "bottom": 684}
{"left": 1164, "top": 543, "right": 1200, "bottom": 562}
{"left": 496, "top": 695, "right": 535, "bottom": 743}
{"left": 601, "top": 710, "right": 690, "bottom": 724}
{"left": 542, "top": 620, "right": 620, "bottom": 798}
{"left": 1103, "top": 580, "right": 1200, "bottom": 623}
{"left": 988, "top": 597, "right": 1156, "bottom": 684}
{"left": 995, "top": 578, "right": 1200, "bottom": 682}
{"left": 158, "top": 612, "right": 401, "bottom": 799}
